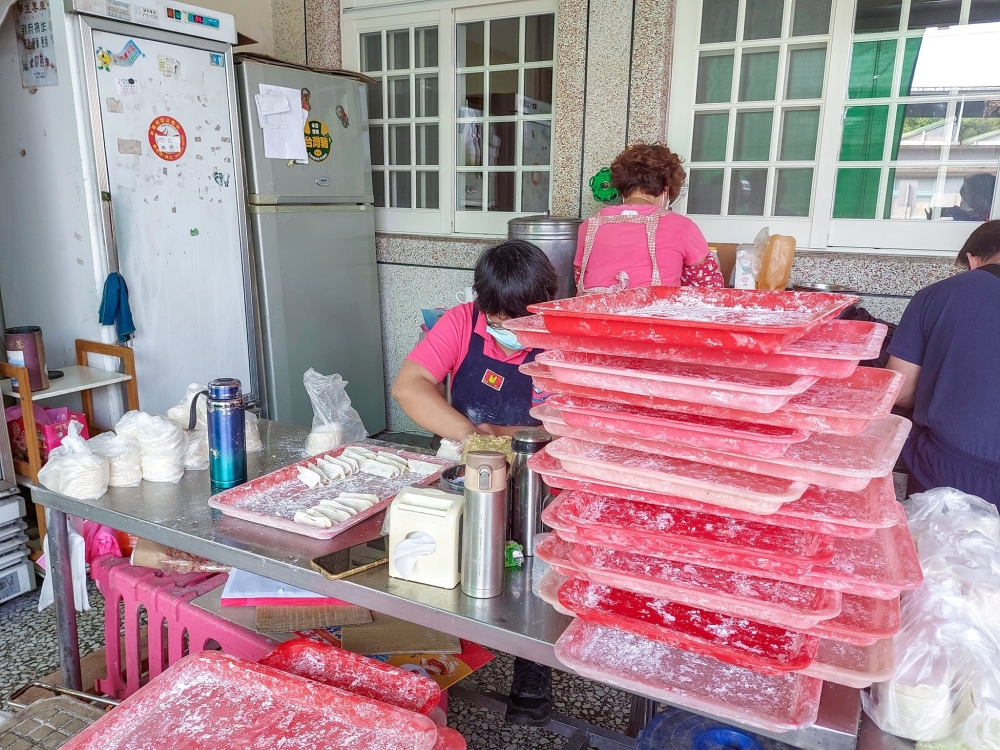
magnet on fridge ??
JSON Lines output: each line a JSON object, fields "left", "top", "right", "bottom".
{"left": 209, "top": 53, "right": 225, "bottom": 67}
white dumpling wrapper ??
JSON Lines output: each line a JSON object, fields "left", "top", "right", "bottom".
{"left": 297, "top": 465, "right": 323, "bottom": 489}
{"left": 316, "top": 458, "right": 346, "bottom": 480}
{"left": 405, "top": 459, "right": 440, "bottom": 476}
{"left": 317, "top": 499, "right": 358, "bottom": 517}
{"left": 332, "top": 495, "right": 375, "bottom": 512}
{"left": 294, "top": 510, "right": 332, "bottom": 528}
{"left": 362, "top": 459, "right": 398, "bottom": 478}
{"left": 308, "top": 505, "right": 350, "bottom": 523}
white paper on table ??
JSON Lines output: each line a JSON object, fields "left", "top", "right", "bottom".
{"left": 258, "top": 84, "right": 309, "bottom": 161}
{"left": 220, "top": 568, "right": 341, "bottom": 605}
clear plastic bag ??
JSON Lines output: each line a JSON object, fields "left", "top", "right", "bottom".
{"left": 135, "top": 413, "right": 186, "bottom": 483}
{"left": 246, "top": 411, "right": 263, "bottom": 453}
{"left": 731, "top": 227, "right": 769, "bottom": 289}
{"left": 37, "top": 421, "right": 110, "bottom": 500}
{"left": 114, "top": 410, "right": 145, "bottom": 442}
{"left": 88, "top": 432, "right": 142, "bottom": 487}
{"left": 165, "top": 383, "right": 208, "bottom": 431}
{"left": 303, "top": 368, "right": 366, "bottom": 456}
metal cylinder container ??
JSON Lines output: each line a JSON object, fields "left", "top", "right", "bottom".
{"left": 204, "top": 378, "right": 247, "bottom": 489}
{"left": 507, "top": 215, "right": 584, "bottom": 300}
{"left": 5, "top": 326, "right": 48, "bottom": 392}
{"left": 509, "top": 428, "right": 551, "bottom": 555}
{"left": 461, "top": 451, "right": 508, "bottom": 599}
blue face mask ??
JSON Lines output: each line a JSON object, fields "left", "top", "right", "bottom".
{"left": 485, "top": 324, "right": 526, "bottom": 351}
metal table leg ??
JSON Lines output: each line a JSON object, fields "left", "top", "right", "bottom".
{"left": 626, "top": 695, "right": 655, "bottom": 737}
{"left": 45, "top": 508, "right": 82, "bottom": 691}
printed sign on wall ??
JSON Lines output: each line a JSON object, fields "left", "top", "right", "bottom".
{"left": 14, "top": 0, "right": 58, "bottom": 88}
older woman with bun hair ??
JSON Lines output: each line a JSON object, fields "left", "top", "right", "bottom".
{"left": 574, "top": 143, "right": 724, "bottom": 293}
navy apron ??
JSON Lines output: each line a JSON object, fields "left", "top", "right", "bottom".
{"left": 451, "top": 307, "right": 541, "bottom": 427}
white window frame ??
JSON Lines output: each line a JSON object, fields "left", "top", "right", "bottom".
{"left": 343, "top": 0, "right": 558, "bottom": 238}
{"left": 668, "top": 0, "right": 997, "bottom": 254}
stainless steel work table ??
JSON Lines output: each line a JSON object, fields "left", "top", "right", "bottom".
{"left": 32, "top": 420, "right": 902, "bottom": 750}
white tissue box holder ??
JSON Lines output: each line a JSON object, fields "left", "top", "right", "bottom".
{"left": 388, "top": 487, "right": 464, "bottom": 589}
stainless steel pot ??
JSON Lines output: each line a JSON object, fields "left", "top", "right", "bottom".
{"left": 508, "top": 215, "right": 584, "bottom": 299}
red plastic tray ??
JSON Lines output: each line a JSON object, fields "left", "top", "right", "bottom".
{"left": 505, "top": 315, "right": 886, "bottom": 378}
{"left": 557, "top": 577, "right": 819, "bottom": 675}
{"left": 62, "top": 651, "right": 441, "bottom": 750}
{"left": 530, "top": 449, "right": 897, "bottom": 538}
{"left": 567, "top": 541, "right": 842, "bottom": 630}
{"left": 804, "top": 594, "right": 901, "bottom": 646}
{"left": 259, "top": 638, "right": 441, "bottom": 714}
{"left": 537, "top": 351, "right": 818, "bottom": 413}
{"left": 539, "top": 412, "right": 909, "bottom": 492}
{"left": 554, "top": 620, "right": 824, "bottom": 732}
{"left": 802, "top": 637, "right": 895, "bottom": 689}
{"left": 528, "top": 287, "right": 857, "bottom": 353}
{"left": 551, "top": 395, "right": 809, "bottom": 458}
{"left": 534, "top": 567, "right": 574, "bottom": 616}
{"left": 552, "top": 492, "right": 835, "bottom": 577}
{"left": 535, "top": 532, "right": 583, "bottom": 577}
{"left": 546, "top": 438, "right": 807, "bottom": 514}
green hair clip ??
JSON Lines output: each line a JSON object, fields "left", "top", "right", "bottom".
{"left": 589, "top": 167, "right": 620, "bottom": 204}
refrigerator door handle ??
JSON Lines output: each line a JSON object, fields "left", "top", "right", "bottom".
{"left": 100, "top": 190, "right": 120, "bottom": 274}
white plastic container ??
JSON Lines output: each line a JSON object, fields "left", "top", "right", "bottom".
{"left": 388, "top": 488, "right": 464, "bottom": 589}
{"left": 0, "top": 494, "right": 26, "bottom": 526}
{"left": 0, "top": 559, "right": 36, "bottom": 604}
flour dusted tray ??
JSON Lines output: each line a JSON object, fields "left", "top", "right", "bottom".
{"left": 209, "top": 445, "right": 451, "bottom": 539}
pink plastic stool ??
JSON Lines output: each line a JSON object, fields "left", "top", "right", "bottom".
{"left": 91, "top": 555, "right": 277, "bottom": 699}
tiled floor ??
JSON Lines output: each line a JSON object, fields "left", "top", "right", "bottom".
{"left": 0, "top": 580, "right": 635, "bottom": 750}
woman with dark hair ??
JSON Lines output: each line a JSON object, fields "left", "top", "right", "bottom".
{"left": 574, "top": 143, "right": 724, "bottom": 294}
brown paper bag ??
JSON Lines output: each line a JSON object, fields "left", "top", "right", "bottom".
{"left": 756, "top": 234, "right": 796, "bottom": 291}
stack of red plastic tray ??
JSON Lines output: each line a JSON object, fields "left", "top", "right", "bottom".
{"left": 509, "top": 287, "right": 922, "bottom": 732}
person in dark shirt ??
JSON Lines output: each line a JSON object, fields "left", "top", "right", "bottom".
{"left": 887, "top": 221, "right": 1000, "bottom": 503}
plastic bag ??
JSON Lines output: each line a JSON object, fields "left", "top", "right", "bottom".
{"left": 246, "top": 411, "right": 263, "bottom": 452}
{"left": 731, "top": 227, "right": 769, "bottom": 289}
{"left": 37, "top": 421, "right": 110, "bottom": 500}
{"left": 114, "top": 410, "right": 144, "bottom": 442}
{"left": 87, "top": 432, "right": 142, "bottom": 487}
{"left": 756, "top": 234, "right": 796, "bottom": 291}
{"left": 135, "top": 413, "right": 186, "bottom": 483}
{"left": 182, "top": 429, "right": 209, "bottom": 471}
{"left": 165, "top": 383, "right": 208, "bottom": 431}
{"left": 303, "top": 368, "right": 366, "bottom": 456}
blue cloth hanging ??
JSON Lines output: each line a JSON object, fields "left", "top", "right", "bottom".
{"left": 98, "top": 272, "right": 136, "bottom": 343}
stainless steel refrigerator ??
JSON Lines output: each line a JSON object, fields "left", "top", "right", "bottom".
{"left": 236, "top": 60, "right": 386, "bottom": 433}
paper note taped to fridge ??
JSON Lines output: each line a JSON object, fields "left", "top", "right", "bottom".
{"left": 256, "top": 83, "right": 309, "bottom": 161}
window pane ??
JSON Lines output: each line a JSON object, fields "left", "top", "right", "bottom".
{"left": 692, "top": 113, "right": 730, "bottom": 161}
{"left": 786, "top": 47, "right": 826, "bottom": 99}
{"left": 490, "top": 18, "right": 520, "bottom": 65}
{"left": 489, "top": 122, "right": 516, "bottom": 166}
{"left": 951, "top": 100, "right": 1000, "bottom": 161}
{"left": 523, "top": 68, "right": 554, "bottom": 115}
{"left": 792, "top": 0, "right": 833, "bottom": 35}
{"left": 941, "top": 167, "right": 997, "bottom": 220}
{"left": 369, "top": 124, "right": 384, "bottom": 165}
{"left": 833, "top": 168, "right": 881, "bottom": 217}
{"left": 457, "top": 73, "right": 484, "bottom": 116}
{"left": 415, "top": 27, "right": 438, "bottom": 68}
{"left": 523, "top": 121, "right": 551, "bottom": 165}
{"left": 522, "top": 171, "right": 551, "bottom": 212}
{"left": 489, "top": 172, "right": 516, "bottom": 211}
{"left": 908, "top": 0, "right": 961, "bottom": 29}
{"left": 415, "top": 74, "right": 438, "bottom": 117}
{"left": 416, "top": 171, "right": 439, "bottom": 209}
{"left": 490, "top": 70, "right": 519, "bottom": 116}
{"left": 744, "top": 0, "right": 784, "bottom": 39}
{"left": 696, "top": 53, "right": 735, "bottom": 104}
{"left": 458, "top": 22, "right": 484, "bottom": 67}
{"left": 372, "top": 170, "right": 386, "bottom": 207}
{"left": 854, "top": 0, "right": 902, "bottom": 33}
{"left": 728, "top": 169, "right": 768, "bottom": 214}
{"left": 389, "top": 124, "right": 411, "bottom": 165}
{"left": 970, "top": 0, "right": 1000, "bottom": 23}
{"left": 416, "top": 124, "right": 438, "bottom": 166}
{"left": 458, "top": 172, "right": 483, "bottom": 210}
{"left": 734, "top": 110, "right": 774, "bottom": 161}
{"left": 365, "top": 81, "right": 383, "bottom": 120}
{"left": 389, "top": 171, "right": 411, "bottom": 207}
{"left": 388, "top": 76, "right": 410, "bottom": 118}
{"left": 701, "top": 0, "right": 739, "bottom": 43}
{"left": 525, "top": 14, "right": 555, "bottom": 62}
{"left": 891, "top": 102, "right": 948, "bottom": 161}
{"left": 688, "top": 169, "right": 725, "bottom": 213}
{"left": 883, "top": 167, "right": 936, "bottom": 218}
{"left": 457, "top": 124, "right": 483, "bottom": 166}
{"left": 898, "top": 37, "right": 921, "bottom": 96}
{"left": 361, "top": 33, "right": 382, "bottom": 73}
{"left": 739, "top": 50, "right": 779, "bottom": 102}
{"left": 387, "top": 29, "right": 409, "bottom": 70}
{"left": 774, "top": 169, "right": 814, "bottom": 215}
{"left": 840, "top": 106, "right": 889, "bottom": 160}
{"left": 848, "top": 40, "right": 896, "bottom": 99}
{"left": 780, "top": 109, "right": 820, "bottom": 159}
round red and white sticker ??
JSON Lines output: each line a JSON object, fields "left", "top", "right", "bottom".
{"left": 148, "top": 115, "right": 187, "bottom": 161}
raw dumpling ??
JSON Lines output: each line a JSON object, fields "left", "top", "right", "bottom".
{"left": 308, "top": 505, "right": 351, "bottom": 524}
{"left": 325, "top": 456, "right": 355, "bottom": 476}
{"left": 332, "top": 495, "right": 376, "bottom": 512}
{"left": 405, "top": 459, "right": 440, "bottom": 476}
{"left": 318, "top": 498, "right": 359, "bottom": 517}
{"left": 376, "top": 453, "right": 409, "bottom": 472}
{"left": 335, "top": 453, "right": 360, "bottom": 473}
{"left": 361, "top": 459, "right": 399, "bottom": 478}
{"left": 307, "top": 463, "right": 330, "bottom": 484}
{"left": 339, "top": 492, "right": 380, "bottom": 504}
{"left": 294, "top": 510, "right": 332, "bottom": 528}
{"left": 316, "top": 458, "right": 346, "bottom": 480}
{"left": 297, "top": 465, "right": 323, "bottom": 489}
{"left": 344, "top": 446, "right": 377, "bottom": 461}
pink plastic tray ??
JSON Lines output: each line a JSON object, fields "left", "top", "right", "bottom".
{"left": 535, "top": 532, "right": 583, "bottom": 577}
{"left": 208, "top": 445, "right": 450, "bottom": 539}
{"left": 535, "top": 567, "right": 574, "bottom": 616}
{"left": 62, "top": 651, "right": 441, "bottom": 750}
{"left": 537, "top": 351, "right": 818, "bottom": 413}
{"left": 529, "top": 287, "right": 857, "bottom": 353}
{"left": 555, "top": 620, "right": 825, "bottom": 731}
{"left": 804, "top": 594, "right": 901, "bottom": 646}
{"left": 546, "top": 438, "right": 807, "bottom": 514}
{"left": 530, "top": 449, "right": 897, "bottom": 538}
{"left": 802, "top": 637, "right": 895, "bottom": 689}
{"left": 538, "top": 411, "right": 909, "bottom": 492}
{"left": 550, "top": 395, "right": 809, "bottom": 458}
{"left": 505, "top": 315, "right": 886, "bottom": 378}
{"left": 553, "top": 491, "right": 835, "bottom": 577}
{"left": 557, "top": 577, "right": 819, "bottom": 675}
{"left": 568, "top": 541, "right": 842, "bottom": 630}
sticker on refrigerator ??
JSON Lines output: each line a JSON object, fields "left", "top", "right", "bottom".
{"left": 105, "top": 0, "right": 131, "bottom": 21}
{"left": 158, "top": 55, "right": 179, "bottom": 76}
{"left": 209, "top": 53, "right": 225, "bottom": 67}
{"left": 96, "top": 40, "right": 144, "bottom": 70}
{"left": 134, "top": 5, "right": 159, "bottom": 22}
{"left": 116, "top": 76, "right": 140, "bottom": 95}
{"left": 148, "top": 115, "right": 187, "bottom": 161}
{"left": 14, "top": 0, "right": 59, "bottom": 88}
{"left": 335, "top": 105, "right": 350, "bottom": 128}
{"left": 304, "top": 120, "right": 331, "bottom": 162}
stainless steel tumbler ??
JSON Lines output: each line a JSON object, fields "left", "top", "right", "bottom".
{"left": 461, "top": 451, "right": 508, "bottom": 599}
{"left": 509, "top": 428, "right": 551, "bottom": 556}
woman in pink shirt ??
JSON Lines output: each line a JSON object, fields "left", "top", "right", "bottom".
{"left": 575, "top": 144, "right": 724, "bottom": 293}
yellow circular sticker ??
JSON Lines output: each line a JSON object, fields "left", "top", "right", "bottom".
{"left": 304, "top": 119, "right": 332, "bottom": 162}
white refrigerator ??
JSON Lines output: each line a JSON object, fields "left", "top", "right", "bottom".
{"left": 0, "top": 1, "right": 257, "bottom": 418}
